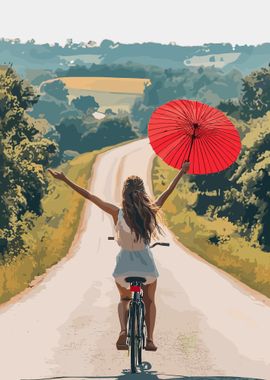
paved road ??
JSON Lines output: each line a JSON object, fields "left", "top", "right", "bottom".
{"left": 1, "top": 138, "right": 270, "bottom": 380}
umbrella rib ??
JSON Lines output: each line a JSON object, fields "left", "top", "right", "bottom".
{"left": 149, "top": 114, "right": 192, "bottom": 125}
{"left": 162, "top": 144, "right": 181, "bottom": 163}
{"left": 205, "top": 135, "right": 240, "bottom": 159}
{"left": 200, "top": 136, "right": 226, "bottom": 170}
{"left": 149, "top": 127, "right": 181, "bottom": 135}
{"left": 193, "top": 101, "right": 198, "bottom": 121}
{"left": 150, "top": 119, "right": 191, "bottom": 126}
{"left": 204, "top": 121, "right": 236, "bottom": 131}
{"left": 203, "top": 121, "right": 235, "bottom": 131}
{"left": 174, "top": 136, "right": 191, "bottom": 168}
{"left": 201, "top": 135, "right": 232, "bottom": 167}
{"left": 165, "top": 135, "right": 191, "bottom": 164}
{"left": 201, "top": 132, "right": 240, "bottom": 147}
{"left": 151, "top": 132, "right": 183, "bottom": 151}
{"left": 171, "top": 103, "right": 195, "bottom": 126}
{"left": 197, "top": 137, "right": 211, "bottom": 172}
{"left": 201, "top": 116, "right": 225, "bottom": 129}
{"left": 200, "top": 136, "right": 218, "bottom": 173}
{"left": 168, "top": 101, "right": 192, "bottom": 122}
{"left": 161, "top": 137, "right": 188, "bottom": 162}
{"left": 196, "top": 139, "right": 206, "bottom": 172}
{"left": 154, "top": 107, "right": 186, "bottom": 120}
{"left": 198, "top": 104, "right": 212, "bottom": 124}
{"left": 150, "top": 131, "right": 188, "bottom": 151}
{"left": 201, "top": 125, "right": 237, "bottom": 134}
{"left": 149, "top": 127, "right": 186, "bottom": 137}
{"left": 203, "top": 115, "right": 231, "bottom": 124}
{"left": 195, "top": 135, "right": 205, "bottom": 174}
{"left": 207, "top": 115, "right": 233, "bottom": 123}
{"left": 199, "top": 107, "right": 217, "bottom": 124}
{"left": 192, "top": 137, "right": 199, "bottom": 173}
{"left": 177, "top": 101, "right": 193, "bottom": 121}
{"left": 149, "top": 121, "right": 182, "bottom": 126}
{"left": 196, "top": 138, "right": 208, "bottom": 174}
{"left": 150, "top": 116, "right": 185, "bottom": 122}
{"left": 149, "top": 123, "right": 191, "bottom": 133}
{"left": 198, "top": 129, "right": 241, "bottom": 144}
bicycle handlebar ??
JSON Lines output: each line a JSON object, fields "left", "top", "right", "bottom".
{"left": 149, "top": 242, "right": 170, "bottom": 248}
{"left": 107, "top": 236, "right": 170, "bottom": 248}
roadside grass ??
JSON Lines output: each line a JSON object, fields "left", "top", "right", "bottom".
{"left": 0, "top": 139, "right": 134, "bottom": 304}
{"left": 152, "top": 156, "right": 270, "bottom": 298}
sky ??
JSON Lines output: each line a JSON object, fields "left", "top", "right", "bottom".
{"left": 1, "top": 0, "right": 269, "bottom": 46}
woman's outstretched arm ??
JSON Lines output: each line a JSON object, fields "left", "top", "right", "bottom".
{"left": 47, "top": 169, "right": 119, "bottom": 220}
{"left": 154, "top": 161, "right": 190, "bottom": 209}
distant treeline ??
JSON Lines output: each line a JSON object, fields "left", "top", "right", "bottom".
{"left": 2, "top": 37, "right": 270, "bottom": 59}
{"left": 55, "top": 63, "right": 160, "bottom": 79}
{"left": 1, "top": 37, "right": 270, "bottom": 78}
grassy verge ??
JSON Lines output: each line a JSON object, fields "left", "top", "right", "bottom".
{"left": 152, "top": 156, "right": 270, "bottom": 298}
{"left": 0, "top": 139, "right": 133, "bottom": 304}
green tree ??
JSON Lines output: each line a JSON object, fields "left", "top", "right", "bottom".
{"left": 41, "top": 80, "right": 69, "bottom": 102}
{"left": 216, "top": 116, "right": 270, "bottom": 251}
{"left": 31, "top": 80, "right": 70, "bottom": 124}
{"left": 81, "top": 116, "right": 138, "bottom": 150}
{"left": 0, "top": 66, "right": 59, "bottom": 258}
{"left": 105, "top": 108, "right": 116, "bottom": 116}
{"left": 71, "top": 95, "right": 99, "bottom": 114}
{"left": 239, "top": 64, "right": 270, "bottom": 121}
{"left": 217, "top": 99, "right": 240, "bottom": 119}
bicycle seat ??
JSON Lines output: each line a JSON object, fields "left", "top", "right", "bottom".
{"left": 125, "top": 276, "right": 147, "bottom": 284}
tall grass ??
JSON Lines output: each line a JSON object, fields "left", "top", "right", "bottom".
{"left": 152, "top": 156, "right": 270, "bottom": 298}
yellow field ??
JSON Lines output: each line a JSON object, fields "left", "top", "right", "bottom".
{"left": 45, "top": 77, "right": 151, "bottom": 95}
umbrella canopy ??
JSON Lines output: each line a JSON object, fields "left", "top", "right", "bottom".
{"left": 148, "top": 99, "right": 241, "bottom": 174}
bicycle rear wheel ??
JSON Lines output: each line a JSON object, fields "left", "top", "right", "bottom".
{"left": 137, "top": 301, "right": 145, "bottom": 365}
{"left": 129, "top": 302, "right": 137, "bottom": 373}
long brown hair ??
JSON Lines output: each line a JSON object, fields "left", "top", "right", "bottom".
{"left": 122, "top": 175, "right": 165, "bottom": 246}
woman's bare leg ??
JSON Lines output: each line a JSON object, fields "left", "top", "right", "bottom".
{"left": 143, "top": 280, "right": 157, "bottom": 342}
{"left": 115, "top": 281, "right": 132, "bottom": 332}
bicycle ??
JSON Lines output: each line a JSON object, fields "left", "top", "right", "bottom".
{"left": 108, "top": 236, "right": 170, "bottom": 373}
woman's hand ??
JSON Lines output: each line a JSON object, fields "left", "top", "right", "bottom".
{"left": 181, "top": 161, "right": 190, "bottom": 173}
{"left": 47, "top": 168, "right": 66, "bottom": 181}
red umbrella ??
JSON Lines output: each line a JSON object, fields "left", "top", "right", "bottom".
{"left": 148, "top": 99, "right": 241, "bottom": 174}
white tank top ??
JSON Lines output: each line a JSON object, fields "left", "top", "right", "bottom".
{"left": 114, "top": 208, "right": 147, "bottom": 251}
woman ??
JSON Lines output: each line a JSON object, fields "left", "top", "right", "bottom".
{"left": 48, "top": 160, "right": 190, "bottom": 352}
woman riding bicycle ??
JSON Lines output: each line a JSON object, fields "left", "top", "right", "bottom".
{"left": 48, "top": 160, "right": 190, "bottom": 352}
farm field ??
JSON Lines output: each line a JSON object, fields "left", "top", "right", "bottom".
{"left": 41, "top": 76, "right": 150, "bottom": 112}
{"left": 67, "top": 88, "right": 139, "bottom": 112}
{"left": 184, "top": 52, "right": 241, "bottom": 68}
{"left": 58, "top": 76, "right": 150, "bottom": 94}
